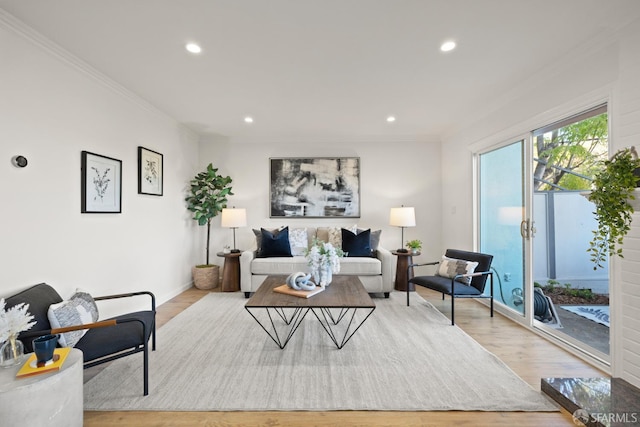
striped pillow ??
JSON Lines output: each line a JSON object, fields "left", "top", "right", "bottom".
{"left": 436, "top": 256, "right": 479, "bottom": 285}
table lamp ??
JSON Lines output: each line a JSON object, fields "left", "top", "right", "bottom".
{"left": 389, "top": 206, "right": 415, "bottom": 252}
{"left": 221, "top": 207, "right": 247, "bottom": 253}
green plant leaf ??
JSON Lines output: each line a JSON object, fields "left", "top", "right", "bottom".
{"left": 186, "top": 163, "right": 234, "bottom": 264}
{"left": 588, "top": 147, "right": 640, "bottom": 268}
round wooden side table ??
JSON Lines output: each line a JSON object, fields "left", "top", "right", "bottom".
{"left": 217, "top": 251, "right": 242, "bottom": 292}
{"left": 392, "top": 250, "right": 420, "bottom": 291}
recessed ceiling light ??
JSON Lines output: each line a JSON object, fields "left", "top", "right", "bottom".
{"left": 185, "top": 43, "right": 202, "bottom": 54}
{"left": 386, "top": 116, "right": 396, "bottom": 123}
{"left": 440, "top": 41, "right": 456, "bottom": 52}
{"left": 244, "top": 116, "right": 254, "bottom": 124}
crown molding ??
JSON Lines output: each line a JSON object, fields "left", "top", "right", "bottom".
{"left": 0, "top": 8, "right": 195, "bottom": 137}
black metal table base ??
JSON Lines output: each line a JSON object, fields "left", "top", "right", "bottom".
{"left": 311, "top": 307, "right": 376, "bottom": 349}
{"left": 245, "top": 307, "right": 309, "bottom": 349}
{"left": 245, "top": 306, "right": 375, "bottom": 349}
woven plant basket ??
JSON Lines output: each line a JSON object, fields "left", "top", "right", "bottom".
{"left": 192, "top": 265, "right": 220, "bottom": 290}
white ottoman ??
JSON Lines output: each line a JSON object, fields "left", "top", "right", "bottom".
{"left": 0, "top": 348, "right": 83, "bottom": 427}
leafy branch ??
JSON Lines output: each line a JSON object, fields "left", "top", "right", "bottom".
{"left": 587, "top": 147, "right": 640, "bottom": 269}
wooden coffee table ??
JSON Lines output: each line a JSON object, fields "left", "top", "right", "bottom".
{"left": 245, "top": 275, "right": 376, "bottom": 349}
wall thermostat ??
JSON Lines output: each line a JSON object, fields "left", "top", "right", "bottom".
{"left": 11, "top": 155, "right": 28, "bottom": 168}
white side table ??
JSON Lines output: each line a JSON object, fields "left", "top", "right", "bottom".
{"left": 0, "top": 348, "right": 83, "bottom": 427}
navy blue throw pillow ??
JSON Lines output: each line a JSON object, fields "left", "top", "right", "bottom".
{"left": 342, "top": 228, "right": 372, "bottom": 257}
{"left": 259, "top": 227, "right": 292, "bottom": 257}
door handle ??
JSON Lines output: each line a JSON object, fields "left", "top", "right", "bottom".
{"left": 520, "top": 219, "right": 529, "bottom": 239}
{"left": 520, "top": 219, "right": 535, "bottom": 239}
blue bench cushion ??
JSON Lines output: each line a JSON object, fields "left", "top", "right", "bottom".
{"left": 410, "top": 275, "right": 484, "bottom": 296}
{"left": 75, "top": 310, "right": 155, "bottom": 362}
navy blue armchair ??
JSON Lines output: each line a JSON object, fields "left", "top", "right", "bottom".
{"left": 5, "top": 283, "right": 155, "bottom": 395}
{"left": 407, "top": 249, "right": 494, "bottom": 325}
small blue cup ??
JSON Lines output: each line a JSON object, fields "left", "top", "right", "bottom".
{"left": 33, "top": 334, "right": 58, "bottom": 364}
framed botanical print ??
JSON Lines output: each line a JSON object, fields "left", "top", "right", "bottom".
{"left": 270, "top": 157, "right": 360, "bottom": 218}
{"left": 138, "top": 146, "right": 163, "bottom": 196}
{"left": 81, "top": 151, "right": 122, "bottom": 213}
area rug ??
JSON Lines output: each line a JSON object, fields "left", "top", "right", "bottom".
{"left": 560, "top": 305, "right": 610, "bottom": 327}
{"left": 84, "top": 292, "right": 558, "bottom": 412}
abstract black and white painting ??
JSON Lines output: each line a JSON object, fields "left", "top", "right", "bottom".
{"left": 81, "top": 151, "right": 122, "bottom": 213}
{"left": 270, "top": 157, "right": 360, "bottom": 218}
{"left": 138, "top": 146, "right": 163, "bottom": 196}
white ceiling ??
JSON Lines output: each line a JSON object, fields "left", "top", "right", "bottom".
{"left": 2, "top": 0, "right": 640, "bottom": 141}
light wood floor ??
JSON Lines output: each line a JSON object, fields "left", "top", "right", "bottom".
{"left": 85, "top": 286, "right": 606, "bottom": 426}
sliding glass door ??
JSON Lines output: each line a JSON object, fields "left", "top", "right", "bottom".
{"left": 478, "top": 140, "right": 527, "bottom": 315}
{"left": 531, "top": 106, "right": 610, "bottom": 361}
{"left": 477, "top": 105, "right": 610, "bottom": 364}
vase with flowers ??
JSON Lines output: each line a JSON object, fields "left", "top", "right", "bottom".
{"left": 305, "top": 238, "right": 345, "bottom": 286}
{"left": 0, "top": 298, "right": 36, "bottom": 367}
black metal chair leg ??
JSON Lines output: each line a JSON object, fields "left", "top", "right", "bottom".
{"left": 451, "top": 294, "right": 455, "bottom": 325}
{"left": 143, "top": 342, "right": 149, "bottom": 396}
{"left": 490, "top": 273, "right": 494, "bottom": 317}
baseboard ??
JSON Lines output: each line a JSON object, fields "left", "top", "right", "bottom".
{"left": 155, "top": 281, "right": 195, "bottom": 308}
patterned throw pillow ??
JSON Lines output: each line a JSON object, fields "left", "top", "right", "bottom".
{"left": 436, "top": 256, "right": 479, "bottom": 285}
{"left": 288, "top": 228, "right": 308, "bottom": 256}
{"left": 72, "top": 290, "right": 99, "bottom": 322}
{"left": 47, "top": 291, "right": 99, "bottom": 347}
{"left": 327, "top": 225, "right": 357, "bottom": 247}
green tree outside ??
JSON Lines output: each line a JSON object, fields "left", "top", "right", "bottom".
{"left": 533, "top": 113, "right": 608, "bottom": 191}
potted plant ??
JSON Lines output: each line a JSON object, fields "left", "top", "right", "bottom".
{"left": 185, "top": 163, "right": 233, "bottom": 289}
{"left": 406, "top": 239, "right": 422, "bottom": 254}
{"left": 587, "top": 146, "right": 640, "bottom": 269}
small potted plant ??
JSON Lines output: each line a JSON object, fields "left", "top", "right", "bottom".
{"left": 185, "top": 163, "right": 233, "bottom": 289}
{"left": 406, "top": 239, "right": 422, "bottom": 254}
{"left": 587, "top": 146, "right": 640, "bottom": 269}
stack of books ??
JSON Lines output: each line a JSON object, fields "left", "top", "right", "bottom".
{"left": 273, "top": 284, "right": 325, "bottom": 298}
{"left": 16, "top": 347, "right": 71, "bottom": 378}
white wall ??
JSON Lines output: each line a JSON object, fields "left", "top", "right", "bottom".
{"left": 616, "top": 21, "right": 640, "bottom": 389}
{"left": 0, "top": 20, "right": 200, "bottom": 316}
{"left": 198, "top": 135, "right": 442, "bottom": 266}
{"left": 441, "top": 19, "right": 640, "bottom": 387}
{"left": 533, "top": 192, "right": 608, "bottom": 292}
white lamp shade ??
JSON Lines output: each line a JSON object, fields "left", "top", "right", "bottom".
{"left": 389, "top": 207, "right": 416, "bottom": 227}
{"left": 221, "top": 208, "right": 247, "bottom": 228}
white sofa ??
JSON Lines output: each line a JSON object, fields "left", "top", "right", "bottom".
{"left": 240, "top": 227, "right": 395, "bottom": 298}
